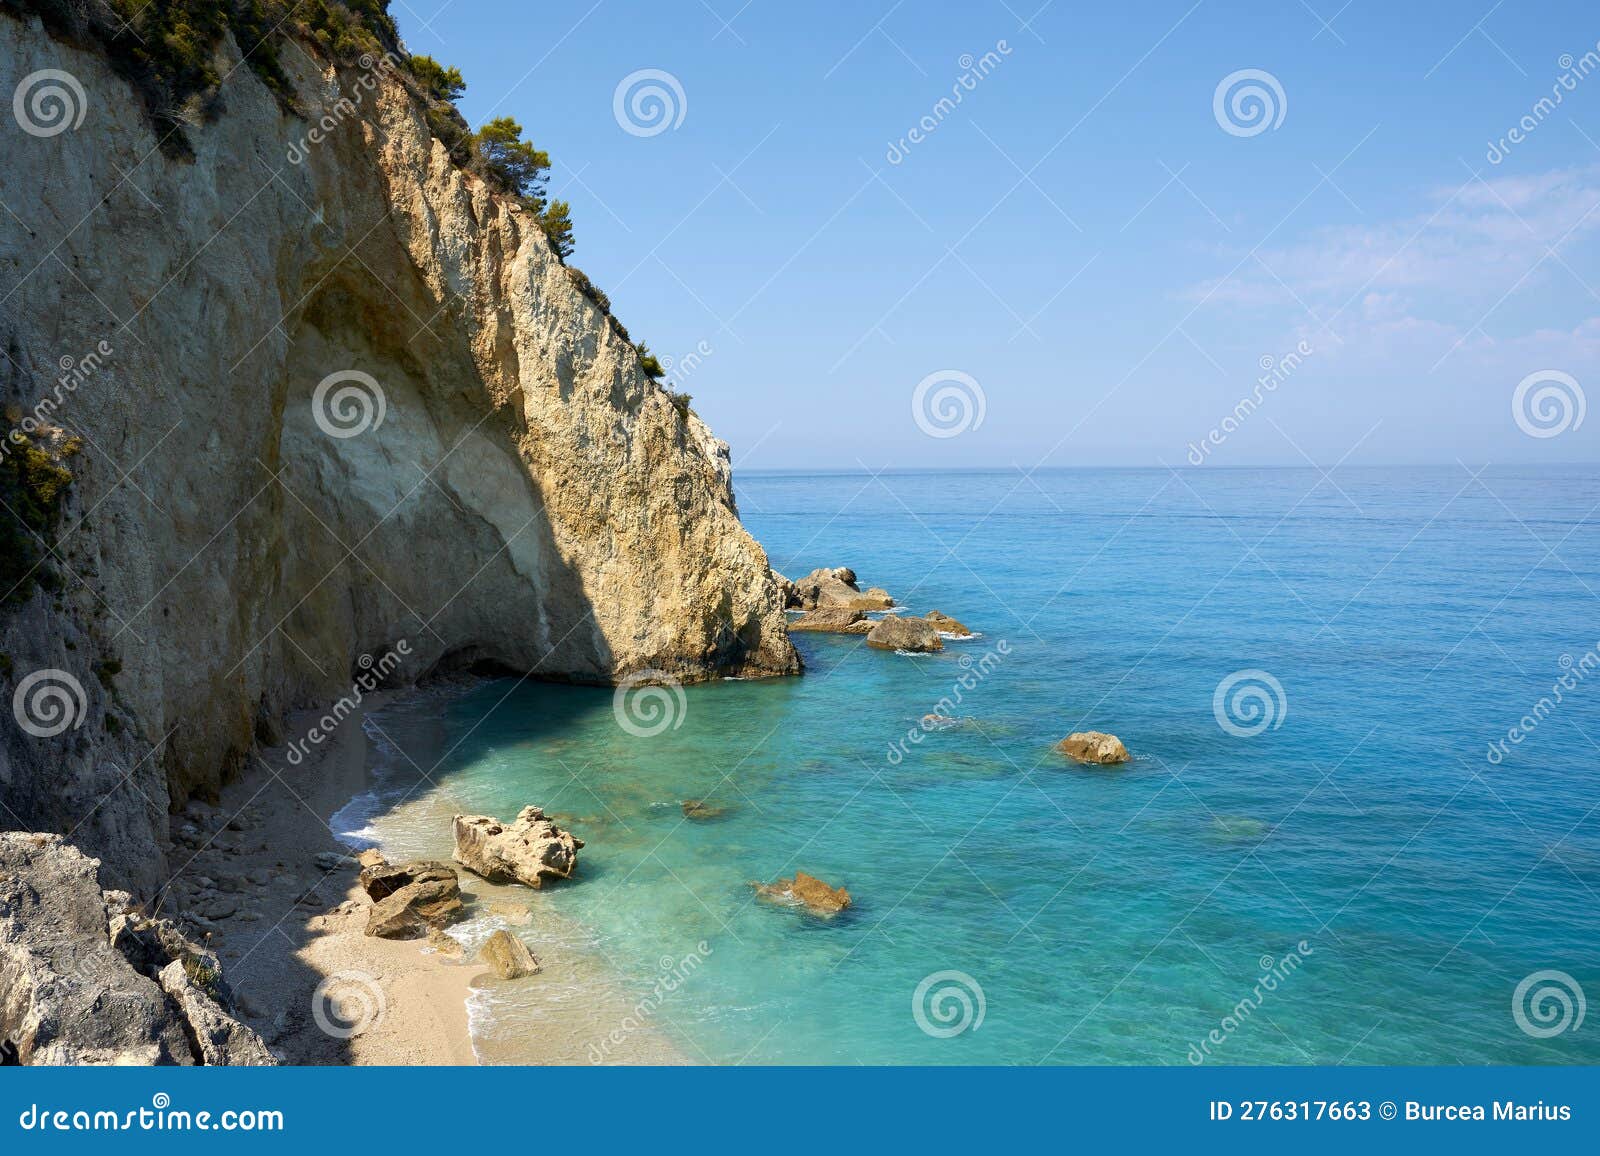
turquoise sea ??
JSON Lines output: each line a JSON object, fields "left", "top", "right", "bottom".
{"left": 344, "top": 467, "right": 1600, "bottom": 1064}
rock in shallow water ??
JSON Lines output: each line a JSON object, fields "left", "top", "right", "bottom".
{"left": 753, "top": 871, "right": 853, "bottom": 916}
{"left": 865, "top": 615, "right": 944, "bottom": 653}
{"left": 452, "top": 807, "right": 583, "bottom": 888}
{"left": 479, "top": 930, "right": 541, "bottom": 979}
{"left": 787, "top": 567, "right": 895, "bottom": 611}
{"left": 1055, "top": 731, "right": 1131, "bottom": 765}
{"left": 787, "top": 607, "right": 868, "bottom": 633}
{"left": 924, "top": 610, "right": 973, "bottom": 636}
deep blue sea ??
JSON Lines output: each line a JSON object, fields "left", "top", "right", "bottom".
{"left": 347, "top": 467, "right": 1600, "bottom": 1064}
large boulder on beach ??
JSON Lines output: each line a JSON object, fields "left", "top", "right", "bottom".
{"left": 753, "top": 871, "right": 853, "bottom": 916}
{"left": 478, "top": 930, "right": 541, "bottom": 979}
{"left": 0, "top": 833, "right": 273, "bottom": 1065}
{"left": 360, "top": 858, "right": 466, "bottom": 939}
{"left": 866, "top": 615, "right": 944, "bottom": 653}
{"left": 790, "top": 567, "right": 894, "bottom": 611}
{"left": 452, "top": 807, "right": 583, "bottom": 889}
{"left": 1055, "top": 732, "right": 1131, "bottom": 765}
{"left": 925, "top": 610, "right": 972, "bottom": 637}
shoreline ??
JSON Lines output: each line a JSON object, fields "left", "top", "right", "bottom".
{"left": 173, "top": 685, "right": 690, "bottom": 1065}
{"left": 164, "top": 690, "right": 483, "bottom": 1064}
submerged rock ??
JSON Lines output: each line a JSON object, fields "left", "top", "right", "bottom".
{"left": 753, "top": 871, "right": 853, "bottom": 916}
{"left": 866, "top": 615, "right": 944, "bottom": 653}
{"left": 452, "top": 807, "right": 583, "bottom": 889}
{"left": 359, "top": 858, "right": 466, "bottom": 939}
{"left": 682, "top": 799, "right": 731, "bottom": 821}
{"left": 1055, "top": 731, "right": 1131, "bottom": 765}
{"left": 924, "top": 610, "right": 973, "bottom": 637}
{"left": 478, "top": 930, "right": 541, "bottom": 979}
{"left": 0, "top": 833, "right": 273, "bottom": 1065}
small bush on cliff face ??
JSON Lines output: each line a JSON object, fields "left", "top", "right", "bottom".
{"left": 0, "top": 434, "right": 78, "bottom": 607}
{"left": 566, "top": 266, "right": 611, "bottom": 314}
{"left": 634, "top": 343, "right": 666, "bottom": 381}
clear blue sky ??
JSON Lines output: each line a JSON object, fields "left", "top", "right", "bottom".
{"left": 390, "top": 0, "right": 1600, "bottom": 468}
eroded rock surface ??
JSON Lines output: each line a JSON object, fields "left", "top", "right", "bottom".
{"left": 1056, "top": 732, "right": 1131, "bottom": 765}
{"left": 0, "top": 12, "right": 796, "bottom": 895}
{"left": 478, "top": 930, "right": 540, "bottom": 979}
{"left": 753, "top": 871, "right": 853, "bottom": 917}
{"left": 358, "top": 858, "right": 466, "bottom": 939}
{"left": 865, "top": 616, "right": 945, "bottom": 653}
{"left": 0, "top": 833, "right": 272, "bottom": 1065}
{"left": 452, "top": 807, "right": 582, "bottom": 888}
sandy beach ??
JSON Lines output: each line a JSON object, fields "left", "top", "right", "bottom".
{"left": 157, "top": 689, "right": 689, "bottom": 1065}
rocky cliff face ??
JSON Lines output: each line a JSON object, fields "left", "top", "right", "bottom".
{"left": 0, "top": 11, "right": 797, "bottom": 894}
